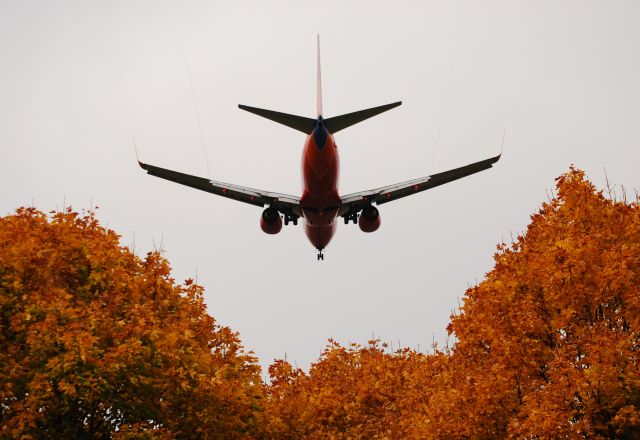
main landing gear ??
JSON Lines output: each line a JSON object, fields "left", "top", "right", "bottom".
{"left": 344, "top": 211, "right": 358, "bottom": 224}
{"left": 283, "top": 213, "right": 298, "bottom": 225}
{"left": 317, "top": 249, "right": 324, "bottom": 261}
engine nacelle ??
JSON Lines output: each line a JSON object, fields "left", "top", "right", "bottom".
{"left": 358, "top": 206, "right": 381, "bottom": 233}
{"left": 260, "top": 208, "right": 283, "bottom": 234}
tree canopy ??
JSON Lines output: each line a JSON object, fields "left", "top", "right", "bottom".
{"left": 2, "top": 168, "right": 638, "bottom": 439}
{"left": 0, "top": 208, "right": 262, "bottom": 439}
{"left": 264, "top": 168, "right": 640, "bottom": 439}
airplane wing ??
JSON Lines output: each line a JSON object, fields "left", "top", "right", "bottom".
{"left": 138, "top": 161, "right": 302, "bottom": 217}
{"left": 339, "top": 154, "right": 501, "bottom": 216}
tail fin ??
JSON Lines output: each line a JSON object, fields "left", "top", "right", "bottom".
{"left": 239, "top": 37, "right": 402, "bottom": 135}
{"left": 324, "top": 101, "right": 402, "bottom": 133}
{"left": 317, "top": 35, "right": 323, "bottom": 117}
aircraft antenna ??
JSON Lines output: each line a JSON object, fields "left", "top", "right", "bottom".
{"left": 316, "top": 34, "right": 323, "bottom": 117}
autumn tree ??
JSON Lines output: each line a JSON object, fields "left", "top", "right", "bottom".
{"left": 263, "top": 168, "right": 640, "bottom": 439}
{"left": 0, "top": 208, "right": 263, "bottom": 439}
{"left": 437, "top": 167, "right": 640, "bottom": 439}
{"left": 263, "top": 339, "right": 437, "bottom": 439}
{"left": 4, "top": 167, "right": 637, "bottom": 439}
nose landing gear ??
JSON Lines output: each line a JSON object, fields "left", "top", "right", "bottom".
{"left": 317, "top": 249, "right": 324, "bottom": 261}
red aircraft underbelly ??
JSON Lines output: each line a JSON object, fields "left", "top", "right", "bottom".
{"left": 300, "top": 132, "right": 340, "bottom": 250}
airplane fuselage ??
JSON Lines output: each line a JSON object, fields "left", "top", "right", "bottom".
{"left": 300, "top": 118, "right": 340, "bottom": 250}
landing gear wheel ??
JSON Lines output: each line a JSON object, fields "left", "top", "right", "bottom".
{"left": 343, "top": 212, "right": 358, "bottom": 224}
{"left": 284, "top": 214, "right": 299, "bottom": 226}
{"left": 317, "top": 249, "right": 324, "bottom": 261}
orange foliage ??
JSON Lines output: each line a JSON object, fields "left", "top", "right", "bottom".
{"left": 264, "top": 340, "right": 439, "bottom": 439}
{"left": 263, "top": 168, "right": 640, "bottom": 439}
{"left": 2, "top": 167, "right": 638, "bottom": 439}
{"left": 0, "top": 208, "right": 263, "bottom": 439}
{"left": 441, "top": 167, "right": 640, "bottom": 439}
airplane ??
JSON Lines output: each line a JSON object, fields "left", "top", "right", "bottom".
{"left": 137, "top": 37, "right": 501, "bottom": 260}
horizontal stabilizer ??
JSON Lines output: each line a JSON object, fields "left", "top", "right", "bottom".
{"left": 238, "top": 104, "right": 316, "bottom": 134}
{"left": 324, "top": 101, "right": 402, "bottom": 133}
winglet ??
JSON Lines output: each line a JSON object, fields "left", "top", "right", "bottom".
{"left": 133, "top": 134, "right": 148, "bottom": 170}
{"left": 317, "top": 34, "right": 323, "bottom": 117}
{"left": 500, "top": 129, "right": 506, "bottom": 157}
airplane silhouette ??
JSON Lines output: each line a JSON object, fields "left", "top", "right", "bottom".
{"left": 138, "top": 37, "right": 501, "bottom": 260}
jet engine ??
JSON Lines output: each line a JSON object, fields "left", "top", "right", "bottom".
{"left": 260, "top": 207, "right": 283, "bottom": 234}
{"left": 358, "top": 206, "right": 381, "bottom": 233}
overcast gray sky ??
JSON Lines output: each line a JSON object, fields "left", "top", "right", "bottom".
{"left": 2, "top": 0, "right": 639, "bottom": 371}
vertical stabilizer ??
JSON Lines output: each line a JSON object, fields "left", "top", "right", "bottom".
{"left": 317, "top": 35, "right": 323, "bottom": 117}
